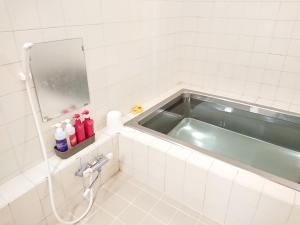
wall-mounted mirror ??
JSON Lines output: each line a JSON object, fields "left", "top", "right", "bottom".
{"left": 29, "top": 38, "right": 90, "bottom": 122}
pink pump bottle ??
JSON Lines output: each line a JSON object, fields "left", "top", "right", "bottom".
{"left": 73, "top": 114, "right": 86, "bottom": 143}
{"left": 82, "top": 110, "right": 94, "bottom": 138}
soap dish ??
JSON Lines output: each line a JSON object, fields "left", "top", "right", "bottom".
{"left": 54, "top": 135, "right": 95, "bottom": 159}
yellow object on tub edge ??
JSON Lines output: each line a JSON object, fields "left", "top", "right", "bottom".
{"left": 131, "top": 105, "right": 144, "bottom": 114}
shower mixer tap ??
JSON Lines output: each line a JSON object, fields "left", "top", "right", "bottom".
{"left": 75, "top": 153, "right": 113, "bottom": 177}
{"left": 76, "top": 152, "right": 113, "bottom": 199}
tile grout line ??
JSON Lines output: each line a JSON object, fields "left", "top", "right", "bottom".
{"left": 127, "top": 174, "right": 204, "bottom": 224}
{"left": 249, "top": 179, "right": 266, "bottom": 225}
{"left": 137, "top": 191, "right": 167, "bottom": 225}
{"left": 223, "top": 169, "right": 240, "bottom": 225}
{"left": 95, "top": 179, "right": 145, "bottom": 225}
{"left": 283, "top": 191, "right": 296, "bottom": 225}
{"left": 105, "top": 175, "right": 175, "bottom": 225}
{"left": 200, "top": 159, "right": 215, "bottom": 221}
{"left": 123, "top": 133, "right": 210, "bottom": 223}
{"left": 110, "top": 181, "right": 166, "bottom": 224}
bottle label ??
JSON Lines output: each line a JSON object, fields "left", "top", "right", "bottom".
{"left": 56, "top": 139, "right": 68, "bottom": 152}
{"left": 69, "top": 134, "right": 77, "bottom": 147}
{"left": 76, "top": 125, "right": 86, "bottom": 143}
{"left": 85, "top": 120, "right": 94, "bottom": 138}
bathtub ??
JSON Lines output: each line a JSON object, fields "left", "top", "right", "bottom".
{"left": 126, "top": 89, "right": 300, "bottom": 192}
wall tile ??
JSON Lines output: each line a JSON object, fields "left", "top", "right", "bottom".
{"left": 256, "top": 21, "right": 275, "bottom": 37}
{"left": 9, "top": 188, "right": 44, "bottom": 225}
{"left": 284, "top": 57, "right": 300, "bottom": 73}
{"left": 132, "top": 133, "right": 152, "bottom": 183}
{"left": 82, "top": 0, "right": 102, "bottom": 24}
{"left": 119, "top": 132, "right": 135, "bottom": 168}
{"left": 14, "top": 137, "right": 42, "bottom": 171}
{"left": 165, "top": 146, "right": 191, "bottom": 202}
{"left": 7, "top": 114, "right": 38, "bottom": 147}
{"left": 253, "top": 37, "right": 271, "bottom": 53}
{"left": 203, "top": 161, "right": 238, "bottom": 225}
{"left": 183, "top": 152, "right": 214, "bottom": 213}
{"left": 0, "top": 150, "right": 19, "bottom": 183}
{"left": 0, "top": 90, "right": 34, "bottom": 123}
{"left": 0, "top": 125, "right": 12, "bottom": 152}
{"left": 225, "top": 170, "right": 265, "bottom": 225}
{"left": 178, "top": 0, "right": 300, "bottom": 113}
{"left": 259, "top": 2, "right": 280, "bottom": 20}
{"left": 270, "top": 38, "right": 289, "bottom": 55}
{"left": 102, "top": 0, "right": 129, "bottom": 22}
{"left": 0, "top": 0, "right": 11, "bottom": 31}
{"left": 277, "top": 3, "right": 300, "bottom": 21}
{"left": 287, "top": 192, "right": 300, "bottom": 225}
{"left": 37, "top": 0, "right": 65, "bottom": 28}
{"left": 0, "top": 32, "right": 18, "bottom": 65}
{"left": 266, "top": 54, "right": 285, "bottom": 71}
{"left": 0, "top": 175, "right": 34, "bottom": 203}
{"left": 0, "top": 203, "right": 15, "bottom": 225}
{"left": 42, "top": 27, "right": 67, "bottom": 42}
{"left": 62, "top": 0, "right": 85, "bottom": 26}
{"left": 288, "top": 39, "right": 300, "bottom": 57}
{"left": 273, "top": 21, "right": 294, "bottom": 38}
{"left": 292, "top": 21, "right": 300, "bottom": 39}
{"left": 5, "top": 0, "right": 40, "bottom": 30}
{"left": 252, "top": 181, "right": 295, "bottom": 225}
{"left": 14, "top": 30, "right": 43, "bottom": 59}
{"left": 0, "top": 63, "right": 24, "bottom": 97}
{"left": 82, "top": 25, "right": 104, "bottom": 49}
{"left": 147, "top": 139, "right": 170, "bottom": 191}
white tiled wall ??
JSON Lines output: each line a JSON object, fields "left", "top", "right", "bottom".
{"left": 0, "top": 0, "right": 182, "bottom": 184}
{"left": 177, "top": 0, "right": 300, "bottom": 112}
{"left": 118, "top": 127, "right": 300, "bottom": 225}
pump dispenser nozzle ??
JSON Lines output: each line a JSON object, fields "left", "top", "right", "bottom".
{"left": 64, "top": 119, "right": 71, "bottom": 124}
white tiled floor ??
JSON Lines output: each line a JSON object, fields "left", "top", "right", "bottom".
{"left": 53, "top": 172, "right": 210, "bottom": 225}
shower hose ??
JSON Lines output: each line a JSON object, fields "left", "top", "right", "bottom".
{"left": 23, "top": 59, "right": 95, "bottom": 224}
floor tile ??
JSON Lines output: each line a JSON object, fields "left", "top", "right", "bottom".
{"left": 60, "top": 172, "right": 214, "bottom": 225}
{"left": 196, "top": 221, "right": 206, "bottom": 225}
{"left": 130, "top": 179, "right": 164, "bottom": 199}
{"left": 100, "top": 193, "right": 130, "bottom": 216}
{"left": 114, "top": 182, "right": 142, "bottom": 202}
{"left": 46, "top": 212, "right": 74, "bottom": 225}
{"left": 84, "top": 208, "right": 114, "bottom": 225}
{"left": 118, "top": 205, "right": 146, "bottom": 225}
{"left": 70, "top": 201, "right": 99, "bottom": 223}
{"left": 169, "top": 211, "right": 198, "bottom": 225}
{"left": 94, "top": 187, "right": 115, "bottom": 205}
{"left": 111, "top": 219, "right": 126, "bottom": 225}
{"left": 140, "top": 214, "right": 165, "bottom": 225}
{"left": 150, "top": 200, "right": 177, "bottom": 224}
{"left": 103, "top": 173, "right": 132, "bottom": 192}
{"left": 65, "top": 192, "right": 99, "bottom": 221}
{"left": 133, "top": 191, "right": 159, "bottom": 211}
{"left": 162, "top": 195, "right": 200, "bottom": 219}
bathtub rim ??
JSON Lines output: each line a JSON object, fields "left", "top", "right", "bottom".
{"left": 125, "top": 88, "right": 300, "bottom": 192}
